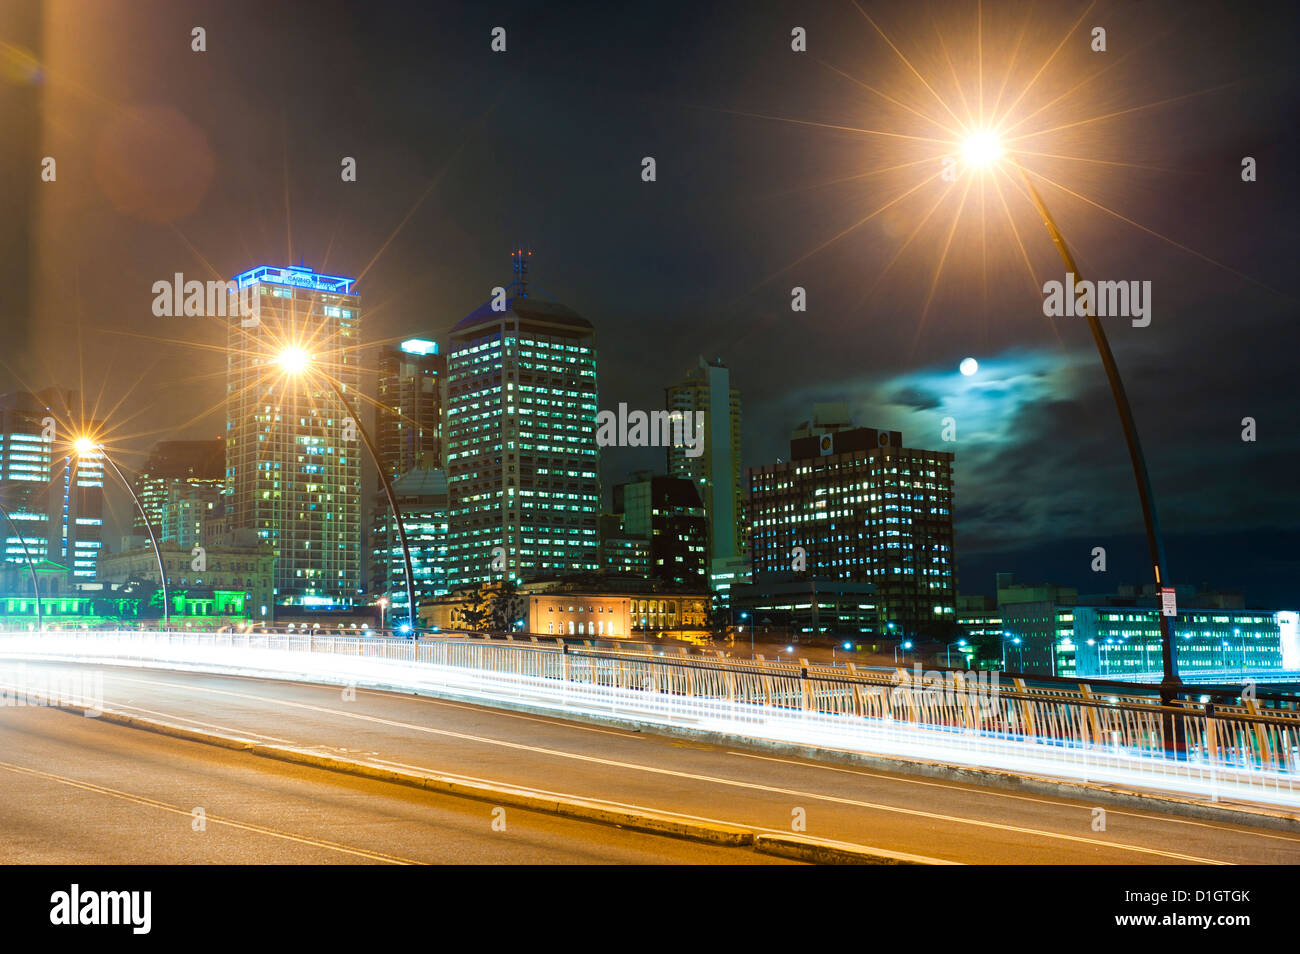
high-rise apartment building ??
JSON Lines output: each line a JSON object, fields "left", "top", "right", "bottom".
{"left": 665, "top": 357, "right": 743, "bottom": 562}
{"left": 376, "top": 338, "right": 444, "bottom": 479}
{"left": 747, "top": 421, "right": 956, "bottom": 640}
{"left": 445, "top": 252, "right": 599, "bottom": 585}
{"left": 225, "top": 264, "right": 362, "bottom": 607}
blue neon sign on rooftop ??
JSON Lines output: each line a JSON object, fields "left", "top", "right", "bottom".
{"left": 233, "top": 264, "right": 355, "bottom": 295}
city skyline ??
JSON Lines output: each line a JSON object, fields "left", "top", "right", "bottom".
{"left": 5, "top": 0, "right": 1296, "bottom": 609}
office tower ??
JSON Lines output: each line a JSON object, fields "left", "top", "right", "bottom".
{"left": 613, "top": 472, "right": 709, "bottom": 586}
{"left": 0, "top": 389, "right": 60, "bottom": 567}
{"left": 747, "top": 421, "right": 956, "bottom": 640}
{"left": 372, "top": 467, "right": 449, "bottom": 614}
{"left": 0, "top": 390, "right": 56, "bottom": 565}
{"left": 60, "top": 445, "right": 105, "bottom": 580}
{"left": 226, "top": 264, "right": 362, "bottom": 607}
{"left": 665, "top": 357, "right": 743, "bottom": 562}
{"left": 445, "top": 251, "right": 600, "bottom": 585}
{"left": 376, "top": 338, "right": 445, "bottom": 480}
{"left": 0, "top": 389, "right": 103, "bottom": 579}
{"left": 133, "top": 439, "right": 225, "bottom": 539}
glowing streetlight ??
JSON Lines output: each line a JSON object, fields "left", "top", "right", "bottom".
{"left": 273, "top": 346, "right": 418, "bottom": 633}
{"left": 960, "top": 130, "right": 1003, "bottom": 169}
{"left": 945, "top": 106, "right": 1184, "bottom": 707}
{"left": 276, "top": 346, "right": 312, "bottom": 375}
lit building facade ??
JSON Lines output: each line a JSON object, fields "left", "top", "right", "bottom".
{"left": 225, "top": 264, "right": 362, "bottom": 607}
{"left": 98, "top": 540, "right": 275, "bottom": 619}
{"left": 958, "top": 574, "right": 1290, "bottom": 678}
{"left": 747, "top": 423, "right": 956, "bottom": 641}
{"left": 371, "top": 467, "right": 449, "bottom": 613}
{"left": 445, "top": 255, "right": 599, "bottom": 585}
{"left": 59, "top": 447, "right": 104, "bottom": 580}
{"left": 0, "top": 389, "right": 59, "bottom": 567}
{"left": 132, "top": 439, "right": 225, "bottom": 542}
{"left": 376, "top": 338, "right": 444, "bottom": 479}
{"left": 730, "top": 577, "right": 879, "bottom": 639}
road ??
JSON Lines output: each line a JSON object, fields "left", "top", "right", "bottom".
{"left": 2, "top": 661, "right": 1298, "bottom": 864}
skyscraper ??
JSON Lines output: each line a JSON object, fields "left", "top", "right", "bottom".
{"left": 0, "top": 390, "right": 57, "bottom": 566}
{"left": 58, "top": 447, "right": 104, "bottom": 581}
{"left": 376, "top": 338, "right": 444, "bottom": 480}
{"left": 0, "top": 389, "right": 103, "bottom": 580}
{"left": 747, "top": 421, "right": 956, "bottom": 641}
{"left": 372, "top": 467, "right": 449, "bottom": 614}
{"left": 665, "top": 357, "right": 743, "bottom": 563}
{"left": 226, "top": 264, "right": 362, "bottom": 607}
{"left": 445, "top": 252, "right": 600, "bottom": 585}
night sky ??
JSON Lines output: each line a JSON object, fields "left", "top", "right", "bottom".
{"left": 4, "top": 0, "right": 1298, "bottom": 604}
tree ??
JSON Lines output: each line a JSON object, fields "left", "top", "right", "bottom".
{"left": 451, "top": 584, "right": 493, "bottom": 632}
{"left": 489, "top": 580, "right": 528, "bottom": 632}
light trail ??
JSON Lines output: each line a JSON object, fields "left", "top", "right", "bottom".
{"left": 3, "top": 630, "right": 1299, "bottom": 812}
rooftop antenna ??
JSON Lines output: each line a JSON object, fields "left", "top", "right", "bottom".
{"left": 511, "top": 247, "right": 532, "bottom": 298}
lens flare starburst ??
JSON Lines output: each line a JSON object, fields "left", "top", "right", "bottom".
{"left": 711, "top": 0, "right": 1273, "bottom": 358}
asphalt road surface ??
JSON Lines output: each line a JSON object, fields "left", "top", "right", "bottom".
{"left": 2, "top": 661, "right": 1298, "bottom": 864}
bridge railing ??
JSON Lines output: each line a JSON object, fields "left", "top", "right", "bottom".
{"left": 4, "top": 629, "right": 1299, "bottom": 806}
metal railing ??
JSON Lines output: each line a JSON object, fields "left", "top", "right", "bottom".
{"left": 3, "top": 629, "right": 1299, "bottom": 807}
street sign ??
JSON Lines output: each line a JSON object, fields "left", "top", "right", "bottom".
{"left": 1159, "top": 586, "right": 1177, "bottom": 617}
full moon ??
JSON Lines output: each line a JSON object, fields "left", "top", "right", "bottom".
{"left": 959, "top": 357, "right": 979, "bottom": 376}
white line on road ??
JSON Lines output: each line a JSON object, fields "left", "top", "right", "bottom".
{"left": 79, "top": 671, "right": 1234, "bottom": 864}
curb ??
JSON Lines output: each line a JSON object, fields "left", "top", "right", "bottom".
{"left": 58, "top": 703, "right": 939, "bottom": 863}
{"left": 23, "top": 652, "right": 1300, "bottom": 835}
{"left": 754, "top": 835, "right": 940, "bottom": 865}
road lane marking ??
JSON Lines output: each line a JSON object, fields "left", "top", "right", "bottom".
{"left": 0, "top": 757, "right": 420, "bottom": 864}
{"left": 70, "top": 678, "right": 1235, "bottom": 864}
{"left": 726, "top": 751, "right": 1300, "bottom": 844}
{"left": 360, "top": 756, "right": 959, "bottom": 864}
{"left": 92, "top": 667, "right": 646, "bottom": 742}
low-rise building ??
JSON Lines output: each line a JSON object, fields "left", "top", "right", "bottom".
{"left": 97, "top": 540, "right": 275, "bottom": 621}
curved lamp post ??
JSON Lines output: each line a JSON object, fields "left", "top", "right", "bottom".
{"left": 276, "top": 349, "right": 418, "bottom": 634}
{"left": 0, "top": 500, "right": 43, "bottom": 632}
{"left": 73, "top": 439, "right": 170, "bottom": 632}
{"left": 960, "top": 135, "right": 1181, "bottom": 705}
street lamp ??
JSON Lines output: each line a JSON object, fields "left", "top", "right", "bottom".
{"left": 945, "top": 638, "right": 968, "bottom": 668}
{"left": 961, "top": 135, "right": 1182, "bottom": 703}
{"left": 1000, "top": 633, "right": 1023, "bottom": 671}
{"left": 893, "top": 639, "right": 913, "bottom": 664}
{"left": 378, "top": 596, "right": 388, "bottom": 634}
{"left": 275, "top": 347, "right": 418, "bottom": 635}
{"left": 73, "top": 437, "right": 170, "bottom": 632}
{"left": 739, "top": 611, "right": 751, "bottom": 656}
